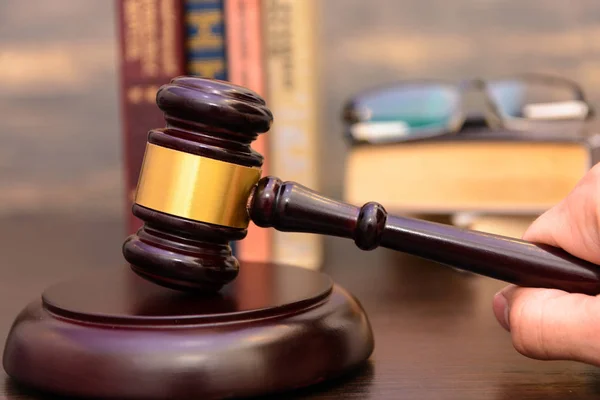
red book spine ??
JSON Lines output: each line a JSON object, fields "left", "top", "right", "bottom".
{"left": 116, "top": 0, "right": 187, "bottom": 234}
{"left": 224, "top": 0, "right": 270, "bottom": 262}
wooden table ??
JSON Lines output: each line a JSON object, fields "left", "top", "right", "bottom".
{"left": 1, "top": 212, "right": 599, "bottom": 399}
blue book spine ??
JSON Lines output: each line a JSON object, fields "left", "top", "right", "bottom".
{"left": 183, "top": 0, "right": 236, "bottom": 255}
{"left": 185, "top": 0, "right": 227, "bottom": 79}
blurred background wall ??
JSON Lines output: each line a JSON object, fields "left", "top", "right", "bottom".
{"left": 1, "top": 0, "right": 600, "bottom": 232}
{"left": 0, "top": 1, "right": 121, "bottom": 218}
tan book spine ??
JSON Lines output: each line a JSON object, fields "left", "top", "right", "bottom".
{"left": 262, "top": 0, "right": 322, "bottom": 269}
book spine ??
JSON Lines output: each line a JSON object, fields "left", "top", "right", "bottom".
{"left": 262, "top": 0, "right": 322, "bottom": 269}
{"left": 184, "top": 0, "right": 228, "bottom": 80}
{"left": 184, "top": 0, "right": 237, "bottom": 254}
{"left": 116, "top": 0, "right": 187, "bottom": 235}
{"left": 224, "top": 0, "right": 270, "bottom": 262}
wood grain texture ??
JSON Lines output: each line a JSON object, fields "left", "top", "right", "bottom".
{"left": 2, "top": 213, "right": 600, "bottom": 399}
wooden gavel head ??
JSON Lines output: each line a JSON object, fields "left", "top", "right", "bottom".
{"left": 122, "top": 76, "right": 275, "bottom": 292}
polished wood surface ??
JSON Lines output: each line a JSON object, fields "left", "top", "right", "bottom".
{"left": 2, "top": 212, "right": 600, "bottom": 399}
{"left": 3, "top": 262, "right": 372, "bottom": 399}
{"left": 251, "top": 175, "right": 600, "bottom": 295}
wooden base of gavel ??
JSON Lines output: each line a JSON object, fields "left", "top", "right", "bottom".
{"left": 4, "top": 77, "right": 600, "bottom": 400}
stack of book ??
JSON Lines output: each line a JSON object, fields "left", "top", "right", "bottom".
{"left": 342, "top": 126, "right": 600, "bottom": 238}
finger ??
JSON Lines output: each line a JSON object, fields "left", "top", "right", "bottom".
{"left": 494, "top": 285, "right": 600, "bottom": 366}
{"left": 520, "top": 202, "right": 563, "bottom": 247}
{"left": 522, "top": 163, "right": 600, "bottom": 265}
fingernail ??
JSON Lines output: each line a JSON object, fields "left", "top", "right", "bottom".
{"left": 493, "top": 290, "right": 511, "bottom": 331}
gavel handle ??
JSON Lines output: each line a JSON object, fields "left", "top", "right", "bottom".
{"left": 248, "top": 176, "right": 600, "bottom": 295}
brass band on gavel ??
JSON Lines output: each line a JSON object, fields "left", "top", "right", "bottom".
{"left": 134, "top": 143, "right": 262, "bottom": 229}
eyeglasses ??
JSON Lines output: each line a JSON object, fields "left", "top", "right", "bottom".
{"left": 341, "top": 73, "right": 594, "bottom": 144}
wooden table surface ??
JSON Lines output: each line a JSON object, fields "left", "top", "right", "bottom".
{"left": 1, "top": 212, "right": 600, "bottom": 399}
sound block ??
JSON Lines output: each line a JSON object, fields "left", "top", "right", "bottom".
{"left": 2, "top": 262, "right": 374, "bottom": 399}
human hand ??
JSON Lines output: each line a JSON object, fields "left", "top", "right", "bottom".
{"left": 493, "top": 163, "right": 600, "bottom": 366}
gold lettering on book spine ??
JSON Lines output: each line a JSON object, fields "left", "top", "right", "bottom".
{"left": 160, "top": 0, "right": 178, "bottom": 76}
{"left": 124, "top": 0, "right": 141, "bottom": 62}
{"left": 123, "top": 0, "right": 160, "bottom": 77}
{"left": 141, "top": 0, "right": 159, "bottom": 76}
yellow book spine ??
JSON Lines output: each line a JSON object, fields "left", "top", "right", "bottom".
{"left": 263, "top": 0, "right": 322, "bottom": 269}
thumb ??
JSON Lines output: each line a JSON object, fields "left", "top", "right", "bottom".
{"left": 493, "top": 284, "right": 600, "bottom": 366}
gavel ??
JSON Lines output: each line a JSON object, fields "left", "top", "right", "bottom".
{"left": 123, "top": 76, "right": 600, "bottom": 295}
